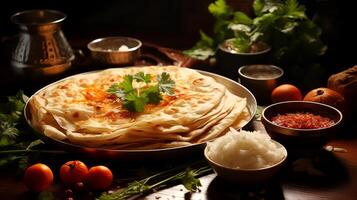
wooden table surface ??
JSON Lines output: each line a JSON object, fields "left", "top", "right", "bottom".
{"left": 0, "top": 119, "right": 356, "bottom": 200}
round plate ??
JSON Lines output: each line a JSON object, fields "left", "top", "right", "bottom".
{"left": 24, "top": 69, "right": 257, "bottom": 160}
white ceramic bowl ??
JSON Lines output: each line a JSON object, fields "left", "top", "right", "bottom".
{"left": 204, "top": 140, "right": 287, "bottom": 184}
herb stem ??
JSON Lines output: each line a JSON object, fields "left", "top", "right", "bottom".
{"left": 0, "top": 149, "right": 67, "bottom": 155}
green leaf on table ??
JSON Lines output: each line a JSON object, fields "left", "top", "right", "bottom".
{"left": 38, "top": 190, "right": 55, "bottom": 200}
{"left": 0, "top": 155, "right": 22, "bottom": 167}
{"left": 26, "top": 139, "right": 44, "bottom": 150}
{"left": 179, "top": 168, "right": 202, "bottom": 192}
{"left": 99, "top": 165, "right": 211, "bottom": 200}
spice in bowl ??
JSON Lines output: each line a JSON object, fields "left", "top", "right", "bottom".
{"left": 271, "top": 112, "right": 335, "bottom": 129}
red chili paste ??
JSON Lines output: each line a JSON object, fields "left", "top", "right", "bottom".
{"left": 271, "top": 112, "right": 335, "bottom": 129}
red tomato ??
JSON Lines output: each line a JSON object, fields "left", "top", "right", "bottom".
{"left": 60, "top": 160, "right": 89, "bottom": 186}
{"left": 86, "top": 165, "right": 113, "bottom": 190}
{"left": 271, "top": 84, "right": 302, "bottom": 103}
{"left": 24, "top": 163, "right": 53, "bottom": 192}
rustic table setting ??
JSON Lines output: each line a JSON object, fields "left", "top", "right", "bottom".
{"left": 1, "top": 2, "right": 357, "bottom": 199}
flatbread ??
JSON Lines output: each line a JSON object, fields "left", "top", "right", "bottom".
{"left": 28, "top": 66, "right": 251, "bottom": 149}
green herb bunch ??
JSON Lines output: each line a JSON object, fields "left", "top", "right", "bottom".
{"left": 99, "top": 165, "right": 211, "bottom": 200}
{"left": 185, "top": 0, "right": 327, "bottom": 65}
{"left": 107, "top": 72, "right": 175, "bottom": 113}
{"left": 0, "top": 91, "right": 65, "bottom": 170}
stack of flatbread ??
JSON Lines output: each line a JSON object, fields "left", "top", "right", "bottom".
{"left": 28, "top": 66, "right": 250, "bottom": 149}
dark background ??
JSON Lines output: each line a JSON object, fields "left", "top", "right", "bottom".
{"left": 0, "top": 0, "right": 356, "bottom": 93}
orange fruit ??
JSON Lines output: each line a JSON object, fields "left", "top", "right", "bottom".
{"left": 271, "top": 84, "right": 302, "bottom": 103}
{"left": 60, "top": 160, "right": 89, "bottom": 186}
{"left": 86, "top": 165, "right": 113, "bottom": 190}
{"left": 24, "top": 163, "right": 53, "bottom": 192}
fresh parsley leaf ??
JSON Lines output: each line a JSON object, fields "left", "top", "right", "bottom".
{"left": 142, "top": 85, "right": 162, "bottom": 104}
{"left": 157, "top": 72, "right": 175, "bottom": 95}
{"left": 133, "top": 72, "right": 151, "bottom": 83}
{"left": 119, "top": 75, "right": 134, "bottom": 92}
{"left": 107, "top": 72, "right": 175, "bottom": 112}
{"left": 107, "top": 83, "right": 126, "bottom": 100}
{"left": 124, "top": 92, "right": 147, "bottom": 112}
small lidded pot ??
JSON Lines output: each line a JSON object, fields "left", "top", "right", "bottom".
{"left": 87, "top": 37, "right": 142, "bottom": 66}
{"left": 238, "top": 65, "right": 283, "bottom": 105}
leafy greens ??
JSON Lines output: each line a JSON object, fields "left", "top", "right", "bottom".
{"left": 0, "top": 91, "right": 65, "bottom": 170}
{"left": 99, "top": 166, "right": 211, "bottom": 200}
{"left": 107, "top": 72, "right": 175, "bottom": 112}
{"left": 184, "top": 0, "right": 326, "bottom": 65}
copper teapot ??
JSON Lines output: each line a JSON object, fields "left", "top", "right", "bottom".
{"left": 10, "top": 10, "right": 74, "bottom": 76}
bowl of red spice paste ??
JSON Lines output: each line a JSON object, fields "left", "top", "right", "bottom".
{"left": 261, "top": 101, "right": 343, "bottom": 148}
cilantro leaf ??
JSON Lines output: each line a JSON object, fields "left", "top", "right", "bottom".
{"left": 107, "top": 83, "right": 126, "bottom": 100}
{"left": 124, "top": 92, "right": 148, "bottom": 112}
{"left": 119, "top": 75, "right": 134, "bottom": 92}
{"left": 133, "top": 72, "right": 151, "bottom": 83}
{"left": 142, "top": 85, "right": 162, "bottom": 104}
{"left": 157, "top": 72, "right": 175, "bottom": 95}
{"left": 107, "top": 72, "right": 175, "bottom": 112}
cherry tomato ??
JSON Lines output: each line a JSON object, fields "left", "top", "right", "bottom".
{"left": 86, "top": 165, "right": 113, "bottom": 190}
{"left": 271, "top": 84, "right": 302, "bottom": 103}
{"left": 24, "top": 163, "right": 53, "bottom": 192}
{"left": 60, "top": 160, "right": 89, "bottom": 186}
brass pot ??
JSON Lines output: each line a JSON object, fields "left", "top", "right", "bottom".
{"left": 10, "top": 10, "right": 74, "bottom": 77}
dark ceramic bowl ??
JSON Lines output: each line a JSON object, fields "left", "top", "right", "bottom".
{"left": 261, "top": 101, "right": 343, "bottom": 149}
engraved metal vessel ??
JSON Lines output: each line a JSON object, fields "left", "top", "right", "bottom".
{"left": 11, "top": 10, "right": 74, "bottom": 76}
